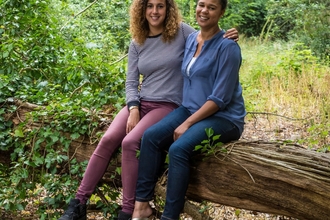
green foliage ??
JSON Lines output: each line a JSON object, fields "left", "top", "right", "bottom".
{"left": 57, "top": 0, "right": 131, "bottom": 52}
{"left": 0, "top": 76, "right": 16, "bottom": 150}
{"left": 240, "top": 38, "right": 329, "bottom": 150}
{"left": 221, "top": 0, "right": 268, "bottom": 37}
{"left": 241, "top": 41, "right": 321, "bottom": 91}
{"left": 265, "top": 0, "right": 330, "bottom": 58}
{"left": 1, "top": 104, "right": 86, "bottom": 213}
{"left": 177, "top": 0, "right": 199, "bottom": 29}
{"left": 93, "top": 185, "right": 121, "bottom": 219}
{"left": 178, "top": 0, "right": 269, "bottom": 37}
{"left": 275, "top": 43, "right": 318, "bottom": 76}
{"left": 1, "top": 0, "right": 128, "bottom": 107}
{"left": 0, "top": 0, "right": 128, "bottom": 217}
{"left": 194, "top": 128, "right": 227, "bottom": 157}
{"left": 303, "top": 121, "right": 330, "bottom": 153}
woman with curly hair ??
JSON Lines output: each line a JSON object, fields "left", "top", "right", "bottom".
{"left": 58, "top": 0, "right": 238, "bottom": 219}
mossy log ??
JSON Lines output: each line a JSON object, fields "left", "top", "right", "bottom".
{"left": 2, "top": 100, "right": 330, "bottom": 220}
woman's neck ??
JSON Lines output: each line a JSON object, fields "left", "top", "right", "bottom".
{"left": 148, "top": 26, "right": 164, "bottom": 36}
{"left": 199, "top": 26, "right": 221, "bottom": 41}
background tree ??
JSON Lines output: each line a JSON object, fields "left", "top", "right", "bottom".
{"left": 264, "top": 0, "right": 330, "bottom": 58}
{"left": 221, "top": 0, "right": 268, "bottom": 37}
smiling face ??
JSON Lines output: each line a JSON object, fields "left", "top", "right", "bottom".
{"left": 196, "top": 0, "right": 225, "bottom": 29}
{"left": 145, "top": 0, "right": 167, "bottom": 35}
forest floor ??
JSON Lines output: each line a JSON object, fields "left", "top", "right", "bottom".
{"left": 1, "top": 114, "right": 308, "bottom": 219}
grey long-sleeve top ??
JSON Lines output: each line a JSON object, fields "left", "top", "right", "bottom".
{"left": 125, "top": 22, "right": 195, "bottom": 107}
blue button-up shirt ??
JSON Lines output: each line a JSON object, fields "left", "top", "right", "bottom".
{"left": 181, "top": 30, "right": 246, "bottom": 135}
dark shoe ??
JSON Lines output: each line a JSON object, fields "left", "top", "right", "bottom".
{"left": 116, "top": 210, "right": 132, "bottom": 220}
{"left": 58, "top": 199, "right": 86, "bottom": 220}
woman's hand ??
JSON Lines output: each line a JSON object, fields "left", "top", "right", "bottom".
{"left": 223, "top": 28, "right": 239, "bottom": 42}
{"left": 126, "top": 109, "right": 140, "bottom": 133}
{"left": 173, "top": 123, "right": 190, "bottom": 141}
{"left": 173, "top": 101, "right": 220, "bottom": 141}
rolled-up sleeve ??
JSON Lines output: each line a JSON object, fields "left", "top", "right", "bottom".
{"left": 207, "top": 42, "right": 241, "bottom": 109}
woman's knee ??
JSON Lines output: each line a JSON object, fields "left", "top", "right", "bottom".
{"left": 98, "top": 133, "right": 117, "bottom": 148}
{"left": 94, "top": 137, "right": 118, "bottom": 158}
{"left": 168, "top": 143, "right": 188, "bottom": 161}
{"left": 121, "top": 136, "right": 140, "bottom": 153}
{"left": 143, "top": 125, "right": 162, "bottom": 141}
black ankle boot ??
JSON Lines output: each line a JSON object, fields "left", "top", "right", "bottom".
{"left": 117, "top": 210, "right": 132, "bottom": 220}
{"left": 58, "top": 199, "right": 86, "bottom": 220}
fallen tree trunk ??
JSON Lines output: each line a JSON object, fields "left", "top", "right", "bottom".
{"left": 2, "top": 100, "right": 330, "bottom": 220}
{"left": 29, "top": 139, "right": 330, "bottom": 220}
{"left": 186, "top": 141, "right": 330, "bottom": 220}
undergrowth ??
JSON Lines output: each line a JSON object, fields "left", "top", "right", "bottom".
{"left": 240, "top": 38, "right": 330, "bottom": 151}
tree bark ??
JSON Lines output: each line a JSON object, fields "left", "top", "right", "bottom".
{"left": 187, "top": 141, "right": 330, "bottom": 220}
{"left": 2, "top": 101, "right": 330, "bottom": 220}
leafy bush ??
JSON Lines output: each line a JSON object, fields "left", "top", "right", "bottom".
{"left": 178, "top": 0, "right": 269, "bottom": 37}
{"left": 265, "top": 0, "right": 330, "bottom": 59}
{"left": 0, "top": 0, "right": 127, "bottom": 218}
{"left": 222, "top": 0, "right": 268, "bottom": 37}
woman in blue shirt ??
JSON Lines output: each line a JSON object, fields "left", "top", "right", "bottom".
{"left": 131, "top": 0, "right": 246, "bottom": 219}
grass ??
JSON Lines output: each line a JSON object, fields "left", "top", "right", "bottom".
{"left": 239, "top": 37, "right": 330, "bottom": 151}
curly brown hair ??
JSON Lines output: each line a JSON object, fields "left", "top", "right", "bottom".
{"left": 129, "top": 0, "right": 182, "bottom": 45}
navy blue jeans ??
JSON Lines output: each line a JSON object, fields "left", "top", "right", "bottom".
{"left": 135, "top": 106, "right": 241, "bottom": 220}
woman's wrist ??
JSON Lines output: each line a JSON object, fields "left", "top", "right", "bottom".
{"left": 127, "top": 101, "right": 140, "bottom": 111}
{"left": 129, "top": 106, "right": 139, "bottom": 111}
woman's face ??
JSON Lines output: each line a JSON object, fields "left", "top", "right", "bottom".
{"left": 196, "top": 0, "right": 224, "bottom": 29}
{"left": 146, "top": 0, "right": 167, "bottom": 33}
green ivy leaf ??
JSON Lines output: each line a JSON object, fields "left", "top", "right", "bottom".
{"left": 70, "top": 132, "right": 80, "bottom": 140}
{"left": 16, "top": 203, "right": 24, "bottom": 211}
{"left": 14, "top": 128, "right": 24, "bottom": 137}
{"left": 115, "top": 167, "right": 122, "bottom": 175}
{"left": 50, "top": 135, "right": 59, "bottom": 143}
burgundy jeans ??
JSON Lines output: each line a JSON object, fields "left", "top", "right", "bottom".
{"left": 75, "top": 101, "right": 177, "bottom": 214}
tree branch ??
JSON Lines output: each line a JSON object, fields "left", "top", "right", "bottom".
{"left": 60, "top": 0, "right": 99, "bottom": 32}
{"left": 247, "top": 111, "right": 309, "bottom": 121}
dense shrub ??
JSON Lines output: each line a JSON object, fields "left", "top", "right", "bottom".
{"left": 0, "top": 0, "right": 127, "bottom": 218}
{"left": 221, "top": 0, "right": 268, "bottom": 37}
{"left": 265, "top": 0, "right": 330, "bottom": 59}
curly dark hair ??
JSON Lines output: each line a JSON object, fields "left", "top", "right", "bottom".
{"left": 129, "top": 0, "right": 182, "bottom": 45}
